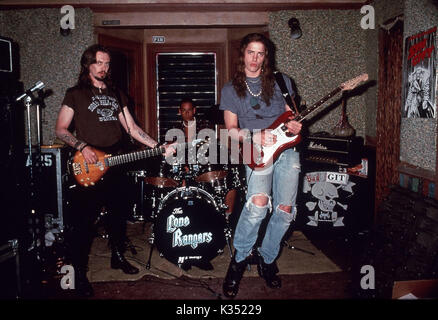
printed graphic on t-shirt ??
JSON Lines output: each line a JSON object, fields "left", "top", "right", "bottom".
{"left": 88, "top": 94, "right": 120, "bottom": 122}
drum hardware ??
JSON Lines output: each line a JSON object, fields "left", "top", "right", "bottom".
{"left": 127, "top": 170, "right": 148, "bottom": 223}
{"left": 131, "top": 204, "right": 145, "bottom": 222}
{"left": 223, "top": 225, "right": 233, "bottom": 258}
{"left": 127, "top": 170, "right": 147, "bottom": 179}
{"left": 145, "top": 233, "right": 154, "bottom": 269}
{"left": 94, "top": 207, "right": 109, "bottom": 239}
{"left": 229, "top": 166, "right": 247, "bottom": 191}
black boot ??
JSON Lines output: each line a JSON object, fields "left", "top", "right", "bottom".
{"left": 111, "top": 248, "right": 140, "bottom": 274}
{"left": 257, "top": 255, "right": 281, "bottom": 289}
{"left": 222, "top": 255, "right": 248, "bottom": 298}
{"left": 75, "top": 267, "right": 94, "bottom": 298}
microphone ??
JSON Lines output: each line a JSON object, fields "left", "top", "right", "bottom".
{"left": 16, "top": 81, "right": 45, "bottom": 102}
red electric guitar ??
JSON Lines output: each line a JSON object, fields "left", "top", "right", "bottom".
{"left": 243, "top": 73, "right": 369, "bottom": 169}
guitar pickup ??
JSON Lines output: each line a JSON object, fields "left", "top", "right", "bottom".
{"left": 280, "top": 125, "right": 294, "bottom": 137}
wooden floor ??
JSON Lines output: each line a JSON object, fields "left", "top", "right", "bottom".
{"left": 11, "top": 226, "right": 371, "bottom": 303}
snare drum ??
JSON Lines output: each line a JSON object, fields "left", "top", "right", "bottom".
{"left": 144, "top": 159, "right": 180, "bottom": 188}
{"left": 154, "top": 186, "right": 226, "bottom": 268}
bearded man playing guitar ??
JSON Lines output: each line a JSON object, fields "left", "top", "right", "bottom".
{"left": 219, "top": 33, "right": 303, "bottom": 298}
{"left": 55, "top": 44, "right": 174, "bottom": 297}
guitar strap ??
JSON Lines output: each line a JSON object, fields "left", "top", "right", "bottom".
{"left": 273, "top": 71, "right": 299, "bottom": 115}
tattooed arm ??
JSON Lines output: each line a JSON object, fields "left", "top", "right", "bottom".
{"left": 117, "top": 106, "right": 158, "bottom": 147}
{"left": 118, "top": 106, "right": 176, "bottom": 156}
{"left": 55, "top": 105, "right": 97, "bottom": 163}
{"left": 55, "top": 105, "right": 79, "bottom": 147}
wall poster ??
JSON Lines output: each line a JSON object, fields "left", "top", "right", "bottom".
{"left": 403, "top": 26, "right": 437, "bottom": 118}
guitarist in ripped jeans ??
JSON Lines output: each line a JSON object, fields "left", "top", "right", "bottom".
{"left": 55, "top": 44, "right": 174, "bottom": 297}
{"left": 219, "top": 33, "right": 302, "bottom": 298}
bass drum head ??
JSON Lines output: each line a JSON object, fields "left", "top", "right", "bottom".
{"left": 154, "top": 187, "right": 226, "bottom": 268}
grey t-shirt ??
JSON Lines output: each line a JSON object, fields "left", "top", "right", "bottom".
{"left": 219, "top": 73, "right": 294, "bottom": 131}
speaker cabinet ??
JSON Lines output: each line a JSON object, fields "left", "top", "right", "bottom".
{"left": 297, "top": 160, "right": 373, "bottom": 235}
{"left": 23, "top": 146, "right": 70, "bottom": 231}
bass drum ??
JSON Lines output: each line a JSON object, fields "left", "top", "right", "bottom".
{"left": 154, "top": 187, "right": 226, "bottom": 268}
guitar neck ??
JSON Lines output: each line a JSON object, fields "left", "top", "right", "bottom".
{"left": 106, "top": 146, "right": 165, "bottom": 167}
{"left": 294, "top": 86, "right": 342, "bottom": 123}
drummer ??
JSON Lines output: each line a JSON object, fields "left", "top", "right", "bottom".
{"left": 177, "top": 98, "right": 237, "bottom": 220}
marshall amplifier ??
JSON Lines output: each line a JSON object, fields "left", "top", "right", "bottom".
{"left": 23, "top": 145, "right": 70, "bottom": 232}
{"left": 302, "top": 133, "right": 364, "bottom": 168}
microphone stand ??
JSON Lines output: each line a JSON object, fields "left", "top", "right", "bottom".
{"left": 14, "top": 82, "right": 51, "bottom": 294}
{"left": 22, "top": 92, "right": 46, "bottom": 258}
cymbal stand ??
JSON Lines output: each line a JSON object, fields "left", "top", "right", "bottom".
{"left": 224, "top": 219, "right": 233, "bottom": 258}
{"left": 145, "top": 217, "right": 156, "bottom": 269}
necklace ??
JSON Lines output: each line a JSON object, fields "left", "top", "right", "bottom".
{"left": 91, "top": 85, "right": 106, "bottom": 96}
{"left": 245, "top": 80, "right": 262, "bottom": 97}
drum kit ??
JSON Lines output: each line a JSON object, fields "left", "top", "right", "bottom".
{"left": 127, "top": 140, "right": 247, "bottom": 270}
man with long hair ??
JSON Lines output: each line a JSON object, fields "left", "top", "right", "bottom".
{"left": 55, "top": 44, "right": 173, "bottom": 297}
{"left": 219, "top": 33, "right": 302, "bottom": 298}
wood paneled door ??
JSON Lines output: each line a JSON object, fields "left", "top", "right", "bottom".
{"left": 98, "top": 34, "right": 145, "bottom": 129}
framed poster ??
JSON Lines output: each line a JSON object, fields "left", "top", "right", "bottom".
{"left": 402, "top": 26, "right": 437, "bottom": 118}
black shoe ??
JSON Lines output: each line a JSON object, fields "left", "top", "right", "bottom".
{"left": 111, "top": 250, "right": 140, "bottom": 274}
{"left": 75, "top": 270, "right": 94, "bottom": 298}
{"left": 257, "top": 256, "right": 281, "bottom": 289}
{"left": 222, "top": 256, "right": 248, "bottom": 298}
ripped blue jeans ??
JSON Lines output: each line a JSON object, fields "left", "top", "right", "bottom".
{"left": 233, "top": 148, "right": 301, "bottom": 264}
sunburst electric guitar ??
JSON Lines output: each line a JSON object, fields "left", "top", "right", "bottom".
{"left": 69, "top": 139, "right": 202, "bottom": 187}
{"left": 244, "top": 73, "right": 369, "bottom": 170}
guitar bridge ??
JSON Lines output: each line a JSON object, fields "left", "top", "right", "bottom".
{"left": 72, "top": 162, "right": 82, "bottom": 175}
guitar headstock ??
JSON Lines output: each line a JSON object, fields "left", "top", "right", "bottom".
{"left": 340, "top": 73, "right": 368, "bottom": 91}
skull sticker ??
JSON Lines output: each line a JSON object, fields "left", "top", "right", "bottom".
{"left": 303, "top": 172, "right": 355, "bottom": 227}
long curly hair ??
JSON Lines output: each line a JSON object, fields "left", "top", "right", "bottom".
{"left": 77, "top": 44, "right": 113, "bottom": 89}
{"left": 232, "top": 33, "right": 276, "bottom": 106}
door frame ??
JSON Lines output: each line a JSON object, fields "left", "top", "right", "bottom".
{"left": 98, "top": 34, "right": 145, "bottom": 129}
